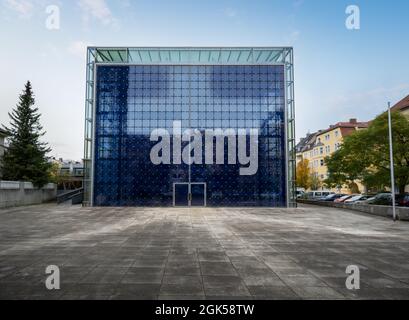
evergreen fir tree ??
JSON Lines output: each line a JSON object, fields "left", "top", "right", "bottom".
{"left": 1, "top": 81, "right": 52, "bottom": 187}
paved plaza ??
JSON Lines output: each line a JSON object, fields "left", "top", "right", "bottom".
{"left": 1, "top": 204, "right": 409, "bottom": 300}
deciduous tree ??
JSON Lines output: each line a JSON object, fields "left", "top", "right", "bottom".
{"left": 325, "top": 112, "right": 409, "bottom": 194}
{"left": 296, "top": 158, "right": 310, "bottom": 190}
{"left": 309, "top": 173, "right": 322, "bottom": 191}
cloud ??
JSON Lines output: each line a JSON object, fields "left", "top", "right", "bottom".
{"left": 224, "top": 7, "right": 237, "bottom": 18}
{"left": 3, "top": 0, "right": 34, "bottom": 18}
{"left": 78, "top": 0, "right": 115, "bottom": 26}
{"left": 68, "top": 41, "right": 91, "bottom": 58}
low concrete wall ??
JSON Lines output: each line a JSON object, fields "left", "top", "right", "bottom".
{"left": 0, "top": 181, "right": 57, "bottom": 209}
{"left": 298, "top": 199, "right": 409, "bottom": 221}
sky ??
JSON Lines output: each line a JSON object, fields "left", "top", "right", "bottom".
{"left": 0, "top": 0, "right": 408, "bottom": 161}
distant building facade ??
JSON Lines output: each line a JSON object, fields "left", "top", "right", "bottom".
{"left": 295, "top": 132, "right": 319, "bottom": 165}
{"left": 296, "top": 119, "right": 369, "bottom": 194}
{"left": 0, "top": 128, "right": 9, "bottom": 178}
{"left": 51, "top": 158, "right": 84, "bottom": 190}
{"left": 391, "top": 95, "right": 409, "bottom": 119}
{"left": 0, "top": 129, "right": 8, "bottom": 158}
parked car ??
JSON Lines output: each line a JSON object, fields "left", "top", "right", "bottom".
{"left": 306, "top": 191, "right": 335, "bottom": 200}
{"left": 356, "top": 197, "right": 374, "bottom": 204}
{"left": 344, "top": 195, "right": 370, "bottom": 204}
{"left": 296, "top": 190, "right": 305, "bottom": 199}
{"left": 396, "top": 194, "right": 409, "bottom": 207}
{"left": 365, "top": 193, "right": 392, "bottom": 206}
{"left": 334, "top": 195, "right": 357, "bottom": 203}
{"left": 322, "top": 194, "right": 346, "bottom": 202}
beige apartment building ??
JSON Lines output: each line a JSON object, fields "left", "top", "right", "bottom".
{"left": 296, "top": 119, "right": 369, "bottom": 194}
{"left": 391, "top": 95, "right": 409, "bottom": 118}
{"left": 296, "top": 95, "right": 409, "bottom": 194}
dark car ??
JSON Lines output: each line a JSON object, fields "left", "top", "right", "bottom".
{"left": 366, "top": 193, "right": 392, "bottom": 206}
{"left": 396, "top": 194, "right": 409, "bottom": 207}
{"left": 322, "top": 194, "right": 346, "bottom": 202}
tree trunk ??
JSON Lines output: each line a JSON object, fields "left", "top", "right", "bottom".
{"left": 398, "top": 183, "right": 407, "bottom": 195}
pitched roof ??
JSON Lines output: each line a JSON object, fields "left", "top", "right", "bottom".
{"left": 296, "top": 132, "right": 319, "bottom": 153}
{"left": 391, "top": 95, "right": 409, "bottom": 112}
{"left": 296, "top": 119, "right": 370, "bottom": 155}
{"left": 318, "top": 119, "right": 369, "bottom": 136}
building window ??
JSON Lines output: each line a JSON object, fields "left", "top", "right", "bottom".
{"left": 335, "top": 131, "right": 339, "bottom": 138}
{"left": 320, "top": 147, "right": 324, "bottom": 155}
{"left": 335, "top": 143, "right": 341, "bottom": 151}
{"left": 320, "top": 159, "right": 324, "bottom": 166}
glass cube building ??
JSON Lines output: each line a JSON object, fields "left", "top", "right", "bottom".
{"left": 83, "top": 47, "right": 296, "bottom": 207}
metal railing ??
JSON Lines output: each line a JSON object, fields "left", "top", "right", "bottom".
{"left": 57, "top": 188, "right": 84, "bottom": 205}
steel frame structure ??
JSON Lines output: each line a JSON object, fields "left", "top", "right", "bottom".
{"left": 83, "top": 47, "right": 296, "bottom": 207}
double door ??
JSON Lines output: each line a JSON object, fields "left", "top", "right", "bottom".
{"left": 174, "top": 183, "right": 206, "bottom": 207}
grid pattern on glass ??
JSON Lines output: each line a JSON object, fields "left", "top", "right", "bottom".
{"left": 93, "top": 65, "right": 286, "bottom": 207}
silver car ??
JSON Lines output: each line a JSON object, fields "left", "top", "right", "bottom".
{"left": 344, "top": 195, "right": 370, "bottom": 204}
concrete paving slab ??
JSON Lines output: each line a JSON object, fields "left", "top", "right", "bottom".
{"left": 0, "top": 204, "right": 409, "bottom": 300}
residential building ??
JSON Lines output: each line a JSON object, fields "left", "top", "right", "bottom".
{"left": 0, "top": 128, "right": 9, "bottom": 178}
{"left": 296, "top": 119, "right": 369, "bottom": 193}
{"left": 51, "top": 158, "right": 84, "bottom": 190}
{"left": 391, "top": 94, "right": 409, "bottom": 119}
{"left": 295, "top": 132, "right": 319, "bottom": 164}
{"left": 0, "top": 128, "right": 8, "bottom": 158}
{"left": 83, "top": 47, "right": 296, "bottom": 207}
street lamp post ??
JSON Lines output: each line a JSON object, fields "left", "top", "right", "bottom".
{"left": 387, "top": 102, "right": 397, "bottom": 222}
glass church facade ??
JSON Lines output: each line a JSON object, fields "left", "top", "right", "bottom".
{"left": 84, "top": 48, "right": 296, "bottom": 207}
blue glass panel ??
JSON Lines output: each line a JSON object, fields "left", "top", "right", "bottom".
{"left": 174, "top": 184, "right": 189, "bottom": 206}
{"left": 94, "top": 65, "right": 286, "bottom": 207}
{"left": 191, "top": 184, "right": 206, "bottom": 207}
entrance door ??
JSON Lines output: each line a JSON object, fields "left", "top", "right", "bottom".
{"left": 173, "top": 183, "right": 206, "bottom": 207}
{"left": 191, "top": 183, "right": 206, "bottom": 207}
{"left": 174, "top": 183, "right": 189, "bottom": 207}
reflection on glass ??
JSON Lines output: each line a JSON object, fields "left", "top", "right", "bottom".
{"left": 94, "top": 65, "right": 286, "bottom": 206}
